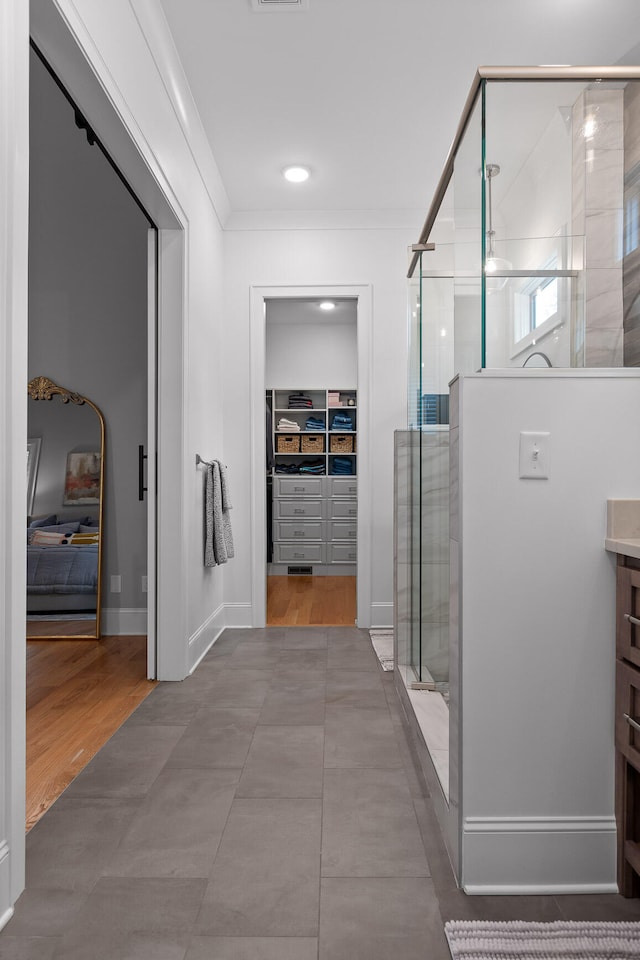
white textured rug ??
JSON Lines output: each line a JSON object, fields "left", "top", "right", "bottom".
{"left": 369, "top": 629, "right": 394, "bottom": 670}
{"left": 444, "top": 920, "right": 640, "bottom": 960}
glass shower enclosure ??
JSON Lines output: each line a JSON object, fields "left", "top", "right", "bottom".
{"left": 395, "top": 65, "right": 640, "bottom": 812}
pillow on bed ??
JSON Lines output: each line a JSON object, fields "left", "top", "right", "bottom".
{"left": 28, "top": 514, "right": 57, "bottom": 528}
{"left": 27, "top": 521, "right": 81, "bottom": 544}
{"left": 79, "top": 524, "right": 100, "bottom": 533}
{"left": 31, "top": 529, "right": 67, "bottom": 545}
{"left": 66, "top": 532, "right": 100, "bottom": 545}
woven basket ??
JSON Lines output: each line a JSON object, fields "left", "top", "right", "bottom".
{"left": 301, "top": 434, "right": 324, "bottom": 453}
{"left": 276, "top": 434, "right": 300, "bottom": 453}
{"left": 330, "top": 434, "right": 354, "bottom": 453}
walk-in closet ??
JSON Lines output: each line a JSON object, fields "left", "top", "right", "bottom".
{"left": 265, "top": 298, "right": 357, "bottom": 625}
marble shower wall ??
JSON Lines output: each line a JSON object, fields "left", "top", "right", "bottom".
{"left": 393, "top": 429, "right": 449, "bottom": 686}
{"left": 572, "top": 88, "right": 624, "bottom": 366}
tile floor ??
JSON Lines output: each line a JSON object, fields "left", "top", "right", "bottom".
{"left": 2, "top": 626, "right": 640, "bottom": 959}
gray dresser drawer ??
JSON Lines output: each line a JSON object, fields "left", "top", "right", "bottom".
{"left": 273, "top": 520, "right": 325, "bottom": 542}
{"left": 272, "top": 542, "right": 325, "bottom": 564}
{"left": 329, "top": 521, "right": 357, "bottom": 541}
{"left": 274, "top": 477, "right": 324, "bottom": 498}
{"left": 329, "top": 477, "right": 357, "bottom": 498}
{"left": 328, "top": 543, "right": 358, "bottom": 564}
{"left": 274, "top": 499, "right": 324, "bottom": 520}
{"left": 330, "top": 499, "right": 357, "bottom": 519}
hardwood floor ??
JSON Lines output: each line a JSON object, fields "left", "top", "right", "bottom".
{"left": 267, "top": 575, "right": 356, "bottom": 626}
{"left": 26, "top": 635, "right": 155, "bottom": 831}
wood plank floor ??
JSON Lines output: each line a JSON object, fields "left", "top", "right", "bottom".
{"left": 26, "top": 635, "right": 155, "bottom": 831}
{"left": 267, "top": 575, "right": 356, "bottom": 625}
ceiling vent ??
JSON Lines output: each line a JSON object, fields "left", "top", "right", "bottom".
{"left": 250, "top": 0, "right": 309, "bottom": 11}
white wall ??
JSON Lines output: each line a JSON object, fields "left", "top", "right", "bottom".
{"left": 454, "top": 369, "right": 640, "bottom": 893}
{"left": 266, "top": 318, "right": 357, "bottom": 388}
{"left": 34, "top": 0, "right": 229, "bottom": 674}
{"left": 223, "top": 228, "right": 414, "bottom": 624}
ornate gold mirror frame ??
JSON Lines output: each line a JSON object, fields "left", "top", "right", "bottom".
{"left": 27, "top": 376, "right": 106, "bottom": 640}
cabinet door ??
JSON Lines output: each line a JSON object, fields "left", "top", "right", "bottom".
{"left": 328, "top": 543, "right": 358, "bottom": 564}
{"left": 617, "top": 566, "right": 640, "bottom": 669}
{"left": 616, "top": 659, "right": 640, "bottom": 771}
{"left": 273, "top": 520, "right": 325, "bottom": 542}
{"left": 330, "top": 499, "right": 358, "bottom": 519}
{"left": 274, "top": 477, "right": 324, "bottom": 498}
{"left": 272, "top": 543, "right": 325, "bottom": 564}
{"left": 274, "top": 499, "right": 324, "bottom": 520}
{"left": 329, "top": 477, "right": 357, "bottom": 498}
{"left": 329, "top": 521, "right": 357, "bottom": 541}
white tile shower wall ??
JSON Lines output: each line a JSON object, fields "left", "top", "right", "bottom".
{"left": 572, "top": 89, "right": 624, "bottom": 366}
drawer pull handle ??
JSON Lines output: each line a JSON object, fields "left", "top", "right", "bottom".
{"left": 294, "top": 509, "right": 305, "bottom": 515}
{"left": 624, "top": 614, "right": 640, "bottom": 627}
{"left": 294, "top": 531, "right": 304, "bottom": 537}
{"left": 293, "top": 486, "right": 304, "bottom": 491}
{"left": 624, "top": 713, "right": 640, "bottom": 734}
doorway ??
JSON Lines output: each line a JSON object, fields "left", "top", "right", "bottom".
{"left": 25, "top": 45, "right": 156, "bottom": 827}
{"left": 265, "top": 298, "right": 358, "bottom": 626}
{"left": 250, "top": 284, "right": 373, "bottom": 630}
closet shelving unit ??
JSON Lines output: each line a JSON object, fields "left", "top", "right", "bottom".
{"left": 267, "top": 388, "right": 357, "bottom": 574}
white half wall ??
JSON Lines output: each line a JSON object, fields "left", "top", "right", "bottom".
{"left": 455, "top": 369, "right": 640, "bottom": 892}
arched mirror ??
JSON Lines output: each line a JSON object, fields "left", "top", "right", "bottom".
{"left": 26, "top": 376, "right": 105, "bottom": 640}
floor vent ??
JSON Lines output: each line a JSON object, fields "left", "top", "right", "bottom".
{"left": 250, "top": 0, "right": 309, "bottom": 11}
{"left": 288, "top": 565, "right": 313, "bottom": 575}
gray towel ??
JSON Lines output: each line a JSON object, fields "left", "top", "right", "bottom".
{"left": 204, "top": 461, "right": 234, "bottom": 567}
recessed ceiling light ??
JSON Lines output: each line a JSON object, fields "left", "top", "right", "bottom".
{"left": 319, "top": 301, "right": 336, "bottom": 311}
{"left": 283, "top": 165, "right": 310, "bottom": 183}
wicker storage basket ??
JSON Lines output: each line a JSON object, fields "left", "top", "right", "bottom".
{"left": 301, "top": 434, "right": 324, "bottom": 453}
{"left": 277, "top": 434, "right": 300, "bottom": 453}
{"left": 330, "top": 434, "right": 354, "bottom": 453}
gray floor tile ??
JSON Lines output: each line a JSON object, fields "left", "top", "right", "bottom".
{"left": 276, "top": 649, "right": 328, "bottom": 680}
{"left": 54, "top": 877, "right": 206, "bottom": 960}
{"left": 200, "top": 673, "right": 271, "bottom": 709}
{"left": 2, "top": 890, "right": 88, "bottom": 939}
{"left": 226, "top": 642, "right": 283, "bottom": 669}
{"left": 554, "top": 893, "right": 640, "bottom": 921}
{"left": 436, "top": 889, "right": 563, "bottom": 923}
{"left": 196, "top": 799, "right": 321, "bottom": 937}
{"left": 319, "top": 877, "right": 449, "bottom": 960}
{"left": 325, "top": 669, "right": 387, "bottom": 708}
{"left": 259, "top": 679, "right": 326, "bottom": 725}
{"left": 103, "top": 767, "right": 240, "bottom": 878}
{"left": 327, "top": 641, "right": 379, "bottom": 672}
{"left": 63, "top": 723, "right": 185, "bottom": 799}
{"left": 126, "top": 680, "right": 204, "bottom": 725}
{"left": 165, "top": 705, "right": 261, "bottom": 768}
{"left": 237, "top": 725, "right": 324, "bottom": 797}
{"left": 0, "top": 938, "right": 59, "bottom": 959}
{"left": 324, "top": 705, "right": 404, "bottom": 768}
{"left": 25, "top": 798, "right": 141, "bottom": 891}
{"left": 322, "top": 768, "right": 430, "bottom": 877}
{"left": 326, "top": 628, "right": 371, "bottom": 643}
{"left": 185, "top": 937, "right": 318, "bottom": 960}
{"left": 278, "top": 628, "right": 329, "bottom": 649}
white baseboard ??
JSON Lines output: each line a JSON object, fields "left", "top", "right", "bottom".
{"left": 0, "top": 841, "right": 13, "bottom": 933}
{"left": 101, "top": 607, "right": 147, "bottom": 635}
{"left": 462, "top": 815, "right": 617, "bottom": 894}
{"left": 369, "top": 602, "right": 393, "bottom": 628}
{"left": 188, "top": 603, "right": 226, "bottom": 673}
{"left": 223, "top": 602, "right": 253, "bottom": 628}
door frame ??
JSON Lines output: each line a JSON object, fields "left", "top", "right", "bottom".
{"left": 250, "top": 283, "right": 373, "bottom": 628}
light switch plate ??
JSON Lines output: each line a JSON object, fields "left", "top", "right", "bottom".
{"left": 519, "top": 431, "right": 550, "bottom": 479}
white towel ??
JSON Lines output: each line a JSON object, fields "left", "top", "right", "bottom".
{"left": 204, "top": 461, "right": 234, "bottom": 566}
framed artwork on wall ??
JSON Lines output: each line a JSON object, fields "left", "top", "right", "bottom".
{"left": 63, "top": 451, "right": 101, "bottom": 505}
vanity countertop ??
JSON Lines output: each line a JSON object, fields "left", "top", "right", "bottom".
{"left": 605, "top": 499, "right": 640, "bottom": 558}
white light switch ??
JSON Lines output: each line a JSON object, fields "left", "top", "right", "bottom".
{"left": 110, "top": 574, "right": 122, "bottom": 593}
{"left": 519, "top": 431, "right": 550, "bottom": 479}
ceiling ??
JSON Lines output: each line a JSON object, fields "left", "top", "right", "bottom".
{"left": 157, "top": 0, "right": 640, "bottom": 230}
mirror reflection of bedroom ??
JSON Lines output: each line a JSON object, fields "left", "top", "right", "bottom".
{"left": 266, "top": 298, "right": 357, "bottom": 627}
{"left": 25, "top": 45, "right": 155, "bottom": 830}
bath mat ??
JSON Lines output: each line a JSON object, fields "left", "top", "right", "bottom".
{"left": 444, "top": 919, "right": 640, "bottom": 960}
{"left": 369, "top": 629, "right": 394, "bottom": 670}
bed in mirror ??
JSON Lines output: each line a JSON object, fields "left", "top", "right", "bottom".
{"left": 26, "top": 376, "right": 105, "bottom": 640}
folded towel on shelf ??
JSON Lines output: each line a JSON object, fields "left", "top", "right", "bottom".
{"left": 204, "top": 460, "right": 235, "bottom": 566}
{"left": 331, "top": 457, "right": 353, "bottom": 475}
{"left": 277, "top": 418, "right": 301, "bottom": 431}
{"left": 305, "top": 416, "right": 325, "bottom": 430}
{"left": 330, "top": 414, "right": 353, "bottom": 430}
